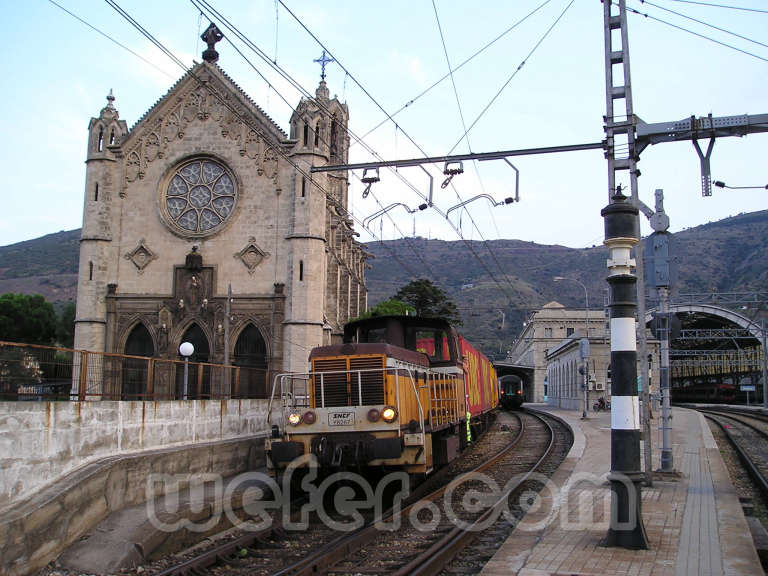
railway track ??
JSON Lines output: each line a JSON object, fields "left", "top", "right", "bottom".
{"left": 699, "top": 408, "right": 768, "bottom": 499}
{"left": 144, "top": 410, "right": 571, "bottom": 576}
{"left": 275, "top": 409, "right": 570, "bottom": 576}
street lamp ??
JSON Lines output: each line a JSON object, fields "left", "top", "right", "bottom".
{"left": 554, "top": 276, "right": 590, "bottom": 418}
{"left": 179, "top": 341, "right": 194, "bottom": 400}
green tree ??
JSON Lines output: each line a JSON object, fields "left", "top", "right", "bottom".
{"left": 56, "top": 302, "right": 76, "bottom": 348}
{"left": 394, "top": 279, "right": 462, "bottom": 324}
{"left": 0, "top": 293, "right": 57, "bottom": 345}
{"left": 353, "top": 298, "right": 415, "bottom": 321}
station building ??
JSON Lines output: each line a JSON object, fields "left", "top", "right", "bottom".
{"left": 505, "top": 301, "right": 659, "bottom": 409}
{"left": 72, "top": 27, "right": 368, "bottom": 398}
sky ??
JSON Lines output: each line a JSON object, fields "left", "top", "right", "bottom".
{"left": 1, "top": 0, "right": 766, "bottom": 250}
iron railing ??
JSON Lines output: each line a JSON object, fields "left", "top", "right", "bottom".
{"left": 0, "top": 341, "right": 269, "bottom": 401}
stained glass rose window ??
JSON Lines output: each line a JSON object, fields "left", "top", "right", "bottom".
{"left": 163, "top": 159, "right": 237, "bottom": 236}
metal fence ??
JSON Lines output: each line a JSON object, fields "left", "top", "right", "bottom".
{"left": 0, "top": 341, "right": 269, "bottom": 401}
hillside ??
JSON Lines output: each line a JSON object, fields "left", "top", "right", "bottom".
{"left": 1, "top": 210, "right": 766, "bottom": 356}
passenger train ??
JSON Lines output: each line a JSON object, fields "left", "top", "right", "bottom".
{"left": 265, "top": 315, "right": 498, "bottom": 476}
{"left": 498, "top": 374, "right": 524, "bottom": 410}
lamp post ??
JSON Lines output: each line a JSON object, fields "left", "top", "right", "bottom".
{"left": 179, "top": 341, "right": 194, "bottom": 400}
{"left": 554, "top": 276, "right": 589, "bottom": 419}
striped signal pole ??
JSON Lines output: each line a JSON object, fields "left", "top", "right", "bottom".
{"left": 601, "top": 192, "right": 649, "bottom": 549}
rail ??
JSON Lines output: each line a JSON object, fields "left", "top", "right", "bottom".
{"left": 0, "top": 340, "right": 269, "bottom": 401}
{"left": 700, "top": 409, "right": 768, "bottom": 497}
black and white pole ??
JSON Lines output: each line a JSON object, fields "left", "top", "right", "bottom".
{"left": 601, "top": 192, "right": 649, "bottom": 549}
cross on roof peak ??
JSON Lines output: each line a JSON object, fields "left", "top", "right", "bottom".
{"left": 313, "top": 49, "right": 334, "bottom": 81}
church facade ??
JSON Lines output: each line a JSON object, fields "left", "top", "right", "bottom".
{"left": 73, "top": 30, "right": 368, "bottom": 398}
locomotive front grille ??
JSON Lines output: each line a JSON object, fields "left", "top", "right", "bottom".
{"left": 312, "top": 355, "right": 385, "bottom": 407}
{"left": 349, "top": 357, "right": 385, "bottom": 405}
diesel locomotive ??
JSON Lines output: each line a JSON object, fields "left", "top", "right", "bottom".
{"left": 265, "top": 315, "right": 498, "bottom": 476}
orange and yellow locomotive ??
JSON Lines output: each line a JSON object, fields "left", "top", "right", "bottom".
{"left": 265, "top": 315, "right": 498, "bottom": 475}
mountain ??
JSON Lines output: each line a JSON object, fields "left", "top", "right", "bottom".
{"left": 1, "top": 211, "right": 766, "bottom": 356}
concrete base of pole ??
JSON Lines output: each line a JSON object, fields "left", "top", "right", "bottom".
{"left": 604, "top": 473, "right": 650, "bottom": 550}
{"left": 661, "top": 449, "right": 673, "bottom": 472}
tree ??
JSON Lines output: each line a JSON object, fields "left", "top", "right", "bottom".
{"left": 0, "top": 293, "right": 57, "bottom": 345}
{"left": 394, "top": 279, "right": 462, "bottom": 325}
{"left": 56, "top": 302, "right": 76, "bottom": 348}
{"left": 353, "top": 298, "right": 415, "bottom": 321}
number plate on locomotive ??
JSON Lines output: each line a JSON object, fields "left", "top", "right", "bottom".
{"left": 328, "top": 411, "right": 355, "bottom": 426}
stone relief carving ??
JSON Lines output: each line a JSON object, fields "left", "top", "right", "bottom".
{"left": 235, "top": 237, "right": 270, "bottom": 274}
{"left": 124, "top": 80, "right": 280, "bottom": 187}
{"left": 124, "top": 239, "right": 157, "bottom": 273}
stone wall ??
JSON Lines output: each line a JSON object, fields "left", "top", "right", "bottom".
{"left": 0, "top": 399, "right": 269, "bottom": 508}
{"left": 0, "top": 399, "right": 269, "bottom": 575}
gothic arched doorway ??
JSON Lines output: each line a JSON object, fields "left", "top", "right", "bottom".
{"left": 176, "top": 324, "right": 211, "bottom": 399}
{"left": 123, "top": 323, "right": 154, "bottom": 400}
{"left": 233, "top": 324, "right": 269, "bottom": 398}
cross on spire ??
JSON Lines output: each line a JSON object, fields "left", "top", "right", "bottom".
{"left": 313, "top": 49, "right": 334, "bottom": 81}
{"left": 201, "top": 23, "right": 224, "bottom": 63}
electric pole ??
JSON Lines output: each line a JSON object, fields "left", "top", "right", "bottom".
{"left": 602, "top": 0, "right": 649, "bottom": 549}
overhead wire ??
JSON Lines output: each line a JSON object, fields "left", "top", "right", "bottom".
{"left": 101, "top": 1, "right": 364, "bottom": 249}
{"left": 667, "top": 0, "right": 768, "bottom": 14}
{"left": 622, "top": 1, "right": 768, "bottom": 63}
{"left": 356, "top": 0, "right": 556, "bottom": 143}
{"left": 47, "top": 0, "right": 175, "bottom": 78}
{"left": 192, "top": 0, "right": 437, "bottom": 278}
{"left": 431, "top": 0, "right": 503, "bottom": 239}
{"left": 104, "top": 0, "right": 570, "bottom": 313}
{"left": 641, "top": 0, "right": 768, "bottom": 50}
{"left": 447, "top": 0, "right": 577, "bottom": 155}
{"left": 196, "top": 0, "right": 504, "bottom": 295}
{"left": 275, "top": 0, "right": 583, "bottom": 305}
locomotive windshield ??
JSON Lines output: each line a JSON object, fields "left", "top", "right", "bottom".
{"left": 344, "top": 315, "right": 457, "bottom": 365}
{"left": 408, "top": 327, "right": 451, "bottom": 362}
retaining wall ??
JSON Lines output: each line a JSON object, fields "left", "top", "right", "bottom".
{"left": 0, "top": 399, "right": 269, "bottom": 507}
{"left": 0, "top": 399, "right": 270, "bottom": 575}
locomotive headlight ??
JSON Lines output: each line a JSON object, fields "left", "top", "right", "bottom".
{"left": 367, "top": 408, "right": 381, "bottom": 422}
{"left": 302, "top": 410, "right": 316, "bottom": 425}
{"left": 288, "top": 412, "right": 302, "bottom": 426}
{"left": 381, "top": 406, "right": 398, "bottom": 423}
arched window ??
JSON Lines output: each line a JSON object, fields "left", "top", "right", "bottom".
{"left": 303, "top": 122, "right": 309, "bottom": 146}
{"left": 176, "top": 324, "right": 210, "bottom": 399}
{"left": 330, "top": 118, "right": 338, "bottom": 156}
{"left": 299, "top": 260, "right": 304, "bottom": 281}
{"left": 88, "top": 261, "right": 94, "bottom": 281}
{"left": 94, "top": 183, "right": 99, "bottom": 202}
{"left": 301, "top": 177, "right": 306, "bottom": 198}
{"left": 109, "top": 129, "right": 115, "bottom": 145}
{"left": 97, "top": 127, "right": 104, "bottom": 152}
{"left": 122, "top": 324, "right": 154, "bottom": 400}
{"left": 234, "top": 324, "right": 269, "bottom": 398}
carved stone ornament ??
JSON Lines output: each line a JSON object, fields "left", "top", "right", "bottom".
{"left": 123, "top": 73, "right": 286, "bottom": 188}
{"left": 236, "top": 237, "right": 270, "bottom": 274}
{"left": 124, "top": 239, "right": 157, "bottom": 273}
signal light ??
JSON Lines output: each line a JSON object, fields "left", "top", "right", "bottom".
{"left": 303, "top": 410, "right": 316, "bottom": 425}
{"left": 367, "top": 408, "right": 381, "bottom": 422}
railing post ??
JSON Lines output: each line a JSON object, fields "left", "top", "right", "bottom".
{"left": 79, "top": 351, "right": 88, "bottom": 401}
{"left": 234, "top": 367, "right": 240, "bottom": 398}
{"left": 146, "top": 358, "right": 154, "bottom": 400}
{"left": 197, "top": 364, "right": 203, "bottom": 399}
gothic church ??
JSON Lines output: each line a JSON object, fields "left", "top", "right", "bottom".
{"left": 73, "top": 25, "right": 368, "bottom": 398}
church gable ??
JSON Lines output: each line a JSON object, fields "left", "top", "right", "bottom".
{"left": 121, "top": 62, "right": 290, "bottom": 185}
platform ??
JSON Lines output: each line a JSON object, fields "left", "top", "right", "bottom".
{"left": 481, "top": 405, "right": 763, "bottom": 576}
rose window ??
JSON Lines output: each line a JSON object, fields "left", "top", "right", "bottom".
{"left": 164, "top": 159, "right": 237, "bottom": 236}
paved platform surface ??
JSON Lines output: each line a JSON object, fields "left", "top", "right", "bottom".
{"left": 481, "top": 405, "right": 763, "bottom": 576}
